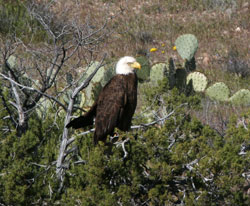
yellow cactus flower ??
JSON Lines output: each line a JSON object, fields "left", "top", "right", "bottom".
{"left": 150, "top": 48, "right": 157, "bottom": 52}
{"left": 161, "top": 43, "right": 165, "bottom": 47}
{"left": 173, "top": 46, "right": 177, "bottom": 51}
{"left": 161, "top": 51, "right": 165, "bottom": 54}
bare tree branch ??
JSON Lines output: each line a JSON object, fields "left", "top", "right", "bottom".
{"left": 56, "top": 53, "right": 107, "bottom": 190}
{"left": 0, "top": 0, "right": 114, "bottom": 194}
{"left": 0, "top": 72, "right": 67, "bottom": 111}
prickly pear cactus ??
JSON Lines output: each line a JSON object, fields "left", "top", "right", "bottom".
{"left": 36, "top": 97, "right": 54, "bottom": 119}
{"left": 80, "top": 82, "right": 103, "bottom": 109}
{"left": 229, "top": 89, "right": 250, "bottom": 106}
{"left": 205, "top": 82, "right": 230, "bottom": 102}
{"left": 66, "top": 73, "right": 73, "bottom": 85}
{"left": 136, "top": 56, "right": 150, "bottom": 82}
{"left": 3, "top": 55, "right": 34, "bottom": 92}
{"left": 174, "top": 68, "right": 187, "bottom": 90}
{"left": 83, "top": 62, "right": 105, "bottom": 84}
{"left": 19, "top": 73, "right": 32, "bottom": 87}
{"left": 186, "top": 72, "right": 208, "bottom": 92}
{"left": 175, "top": 34, "right": 198, "bottom": 61}
{"left": 7, "top": 55, "right": 16, "bottom": 69}
{"left": 149, "top": 63, "right": 168, "bottom": 84}
{"left": 81, "top": 61, "right": 114, "bottom": 86}
{"left": 1, "top": 55, "right": 16, "bottom": 73}
{"left": 79, "top": 62, "right": 114, "bottom": 109}
{"left": 102, "top": 65, "right": 115, "bottom": 86}
{"left": 184, "top": 56, "right": 196, "bottom": 72}
{"left": 168, "top": 58, "right": 176, "bottom": 89}
{"left": 149, "top": 59, "right": 177, "bottom": 88}
{"left": 63, "top": 90, "right": 82, "bottom": 110}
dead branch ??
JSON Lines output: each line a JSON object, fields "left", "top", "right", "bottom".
{"left": 56, "top": 54, "right": 107, "bottom": 190}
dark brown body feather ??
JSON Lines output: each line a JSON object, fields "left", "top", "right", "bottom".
{"left": 66, "top": 72, "right": 138, "bottom": 144}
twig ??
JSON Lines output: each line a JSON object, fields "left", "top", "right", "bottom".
{"left": 131, "top": 103, "right": 188, "bottom": 129}
{"left": 114, "top": 138, "right": 130, "bottom": 159}
{"left": 0, "top": 73, "right": 67, "bottom": 110}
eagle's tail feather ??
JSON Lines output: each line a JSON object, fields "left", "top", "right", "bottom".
{"left": 66, "top": 103, "right": 96, "bottom": 129}
{"left": 66, "top": 115, "right": 93, "bottom": 129}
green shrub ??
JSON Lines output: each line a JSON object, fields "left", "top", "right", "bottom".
{"left": 0, "top": 0, "right": 47, "bottom": 42}
{"left": 0, "top": 79, "right": 249, "bottom": 205}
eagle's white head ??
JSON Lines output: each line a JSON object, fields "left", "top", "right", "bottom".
{"left": 116, "top": 56, "right": 141, "bottom": 75}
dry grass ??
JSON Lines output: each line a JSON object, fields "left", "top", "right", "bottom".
{"left": 69, "top": 0, "right": 249, "bottom": 68}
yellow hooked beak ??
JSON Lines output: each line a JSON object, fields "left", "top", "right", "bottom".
{"left": 130, "top": 62, "right": 141, "bottom": 70}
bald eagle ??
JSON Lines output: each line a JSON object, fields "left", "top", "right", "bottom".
{"left": 66, "top": 56, "right": 141, "bottom": 144}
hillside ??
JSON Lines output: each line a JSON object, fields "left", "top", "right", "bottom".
{"left": 0, "top": 0, "right": 249, "bottom": 205}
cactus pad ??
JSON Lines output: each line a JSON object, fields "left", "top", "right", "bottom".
{"left": 36, "top": 97, "right": 53, "bottom": 119}
{"left": 150, "top": 63, "right": 168, "bottom": 84}
{"left": 205, "top": 82, "right": 230, "bottom": 102}
{"left": 80, "top": 81, "right": 101, "bottom": 109}
{"left": 81, "top": 61, "right": 114, "bottom": 86}
{"left": 78, "top": 62, "right": 115, "bottom": 109}
{"left": 7, "top": 55, "right": 16, "bottom": 69}
{"left": 136, "top": 56, "right": 150, "bottom": 82}
{"left": 175, "top": 34, "right": 198, "bottom": 61}
{"left": 84, "top": 61, "right": 106, "bottom": 84}
{"left": 63, "top": 90, "right": 82, "bottom": 109}
{"left": 186, "top": 72, "right": 208, "bottom": 92}
{"left": 229, "top": 89, "right": 250, "bottom": 106}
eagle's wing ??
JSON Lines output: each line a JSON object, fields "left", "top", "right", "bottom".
{"left": 94, "top": 76, "right": 127, "bottom": 143}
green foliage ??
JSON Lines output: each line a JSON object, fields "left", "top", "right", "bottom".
{"left": 0, "top": 112, "right": 63, "bottom": 205}
{"left": 0, "top": 77, "right": 249, "bottom": 205}
{"left": 0, "top": 1, "right": 249, "bottom": 205}
{"left": 1, "top": 55, "right": 17, "bottom": 74}
{"left": 175, "top": 34, "right": 198, "bottom": 61}
{"left": 0, "top": 0, "right": 47, "bottom": 42}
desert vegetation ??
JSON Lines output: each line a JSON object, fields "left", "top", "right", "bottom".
{"left": 0, "top": 0, "right": 249, "bottom": 205}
